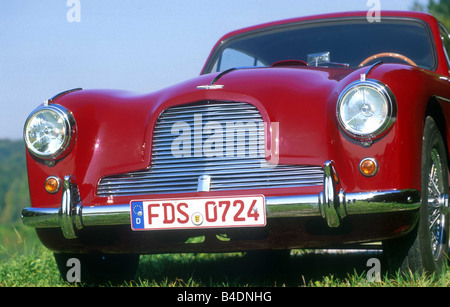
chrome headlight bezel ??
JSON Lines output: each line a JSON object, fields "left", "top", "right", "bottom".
{"left": 24, "top": 104, "right": 76, "bottom": 160}
{"left": 336, "top": 79, "right": 397, "bottom": 141}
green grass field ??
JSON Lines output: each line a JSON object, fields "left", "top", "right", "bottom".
{"left": 1, "top": 223, "right": 449, "bottom": 287}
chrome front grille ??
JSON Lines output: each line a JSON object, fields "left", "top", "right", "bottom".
{"left": 97, "top": 101, "right": 323, "bottom": 197}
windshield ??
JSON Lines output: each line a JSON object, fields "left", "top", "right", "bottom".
{"left": 204, "top": 18, "right": 436, "bottom": 73}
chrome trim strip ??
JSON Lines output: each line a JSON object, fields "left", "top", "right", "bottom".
{"left": 434, "top": 95, "right": 450, "bottom": 104}
{"left": 364, "top": 61, "right": 383, "bottom": 76}
{"left": 210, "top": 68, "right": 238, "bottom": 85}
{"left": 21, "top": 207, "right": 60, "bottom": 228}
{"left": 197, "top": 85, "right": 225, "bottom": 90}
{"left": 49, "top": 88, "right": 83, "bottom": 103}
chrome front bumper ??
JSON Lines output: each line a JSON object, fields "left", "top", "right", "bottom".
{"left": 22, "top": 161, "right": 421, "bottom": 239}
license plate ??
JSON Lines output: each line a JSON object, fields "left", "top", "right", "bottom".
{"left": 130, "top": 195, "right": 265, "bottom": 231}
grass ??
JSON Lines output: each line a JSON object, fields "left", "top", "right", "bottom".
{"left": 1, "top": 224, "right": 449, "bottom": 287}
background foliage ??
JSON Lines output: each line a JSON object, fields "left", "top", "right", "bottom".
{"left": 415, "top": 0, "right": 450, "bottom": 29}
{"left": 0, "top": 139, "right": 29, "bottom": 224}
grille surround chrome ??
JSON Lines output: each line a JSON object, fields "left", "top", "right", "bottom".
{"left": 97, "top": 101, "right": 323, "bottom": 197}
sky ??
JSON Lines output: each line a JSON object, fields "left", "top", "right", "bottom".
{"left": 0, "top": 0, "right": 429, "bottom": 140}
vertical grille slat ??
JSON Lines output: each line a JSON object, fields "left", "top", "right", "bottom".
{"left": 97, "top": 101, "right": 323, "bottom": 197}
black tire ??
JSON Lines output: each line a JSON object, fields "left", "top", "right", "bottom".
{"left": 54, "top": 253, "right": 140, "bottom": 285}
{"left": 384, "top": 117, "right": 449, "bottom": 275}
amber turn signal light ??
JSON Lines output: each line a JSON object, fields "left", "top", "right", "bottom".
{"left": 359, "top": 158, "right": 378, "bottom": 177}
{"left": 45, "top": 176, "right": 61, "bottom": 194}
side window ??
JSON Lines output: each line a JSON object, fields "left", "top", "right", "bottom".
{"left": 214, "top": 48, "right": 264, "bottom": 72}
{"left": 439, "top": 24, "right": 450, "bottom": 72}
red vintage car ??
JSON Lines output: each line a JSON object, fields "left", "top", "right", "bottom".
{"left": 22, "top": 11, "right": 450, "bottom": 282}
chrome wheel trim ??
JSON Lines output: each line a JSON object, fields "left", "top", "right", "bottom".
{"left": 427, "top": 148, "right": 446, "bottom": 260}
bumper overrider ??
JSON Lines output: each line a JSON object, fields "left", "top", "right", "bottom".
{"left": 22, "top": 161, "right": 421, "bottom": 240}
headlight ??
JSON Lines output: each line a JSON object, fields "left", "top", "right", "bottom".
{"left": 337, "top": 80, "right": 396, "bottom": 141}
{"left": 24, "top": 104, "right": 76, "bottom": 160}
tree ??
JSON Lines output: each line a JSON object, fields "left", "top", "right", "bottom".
{"left": 414, "top": 0, "right": 450, "bottom": 29}
{"left": 0, "top": 140, "right": 30, "bottom": 223}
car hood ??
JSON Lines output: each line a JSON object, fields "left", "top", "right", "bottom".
{"left": 162, "top": 65, "right": 355, "bottom": 106}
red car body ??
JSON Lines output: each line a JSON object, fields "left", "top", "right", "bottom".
{"left": 22, "top": 11, "right": 450, "bottom": 279}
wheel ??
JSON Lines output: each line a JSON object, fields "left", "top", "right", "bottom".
{"left": 54, "top": 253, "right": 140, "bottom": 284}
{"left": 384, "top": 117, "right": 449, "bottom": 275}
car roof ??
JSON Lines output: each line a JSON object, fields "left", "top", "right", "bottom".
{"left": 218, "top": 11, "right": 437, "bottom": 42}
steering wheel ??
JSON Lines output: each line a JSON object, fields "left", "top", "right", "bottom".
{"left": 359, "top": 52, "right": 417, "bottom": 67}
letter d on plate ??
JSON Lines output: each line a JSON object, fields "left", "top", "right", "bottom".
{"left": 131, "top": 201, "right": 145, "bottom": 230}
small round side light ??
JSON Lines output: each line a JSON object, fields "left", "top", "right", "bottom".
{"left": 45, "top": 176, "right": 61, "bottom": 194}
{"left": 359, "top": 158, "right": 378, "bottom": 177}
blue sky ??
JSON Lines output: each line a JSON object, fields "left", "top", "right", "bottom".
{"left": 0, "top": 0, "right": 428, "bottom": 140}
